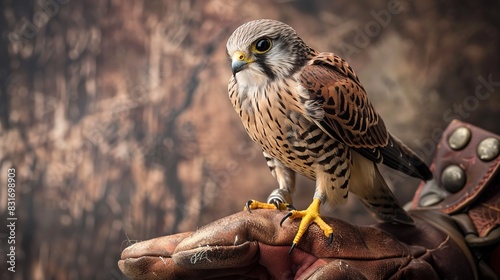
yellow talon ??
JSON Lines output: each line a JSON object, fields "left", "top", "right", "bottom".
{"left": 281, "top": 198, "right": 334, "bottom": 254}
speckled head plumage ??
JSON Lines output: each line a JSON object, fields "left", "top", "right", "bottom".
{"left": 226, "top": 19, "right": 315, "bottom": 87}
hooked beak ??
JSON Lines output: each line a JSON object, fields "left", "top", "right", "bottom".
{"left": 231, "top": 51, "right": 253, "bottom": 75}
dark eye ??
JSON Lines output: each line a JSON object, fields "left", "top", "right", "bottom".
{"left": 254, "top": 38, "right": 272, "bottom": 54}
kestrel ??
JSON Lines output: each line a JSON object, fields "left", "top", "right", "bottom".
{"left": 226, "top": 19, "right": 432, "bottom": 253}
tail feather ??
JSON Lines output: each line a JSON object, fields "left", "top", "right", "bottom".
{"left": 381, "top": 134, "right": 433, "bottom": 181}
{"left": 366, "top": 166, "right": 413, "bottom": 224}
{"left": 350, "top": 152, "right": 414, "bottom": 224}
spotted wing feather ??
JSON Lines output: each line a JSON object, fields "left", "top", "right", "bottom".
{"left": 300, "top": 52, "right": 432, "bottom": 180}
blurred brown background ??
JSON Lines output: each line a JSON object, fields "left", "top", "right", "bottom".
{"left": 0, "top": 0, "right": 499, "bottom": 279}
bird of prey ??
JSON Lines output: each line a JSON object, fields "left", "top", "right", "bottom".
{"left": 226, "top": 19, "right": 432, "bottom": 253}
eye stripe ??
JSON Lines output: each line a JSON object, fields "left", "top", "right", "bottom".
{"left": 255, "top": 56, "right": 275, "bottom": 81}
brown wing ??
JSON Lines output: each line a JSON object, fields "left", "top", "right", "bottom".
{"left": 300, "top": 52, "right": 432, "bottom": 180}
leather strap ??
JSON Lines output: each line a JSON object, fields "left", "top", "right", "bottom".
{"left": 410, "top": 119, "right": 500, "bottom": 278}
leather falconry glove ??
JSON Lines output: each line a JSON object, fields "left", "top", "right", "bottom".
{"left": 118, "top": 120, "right": 500, "bottom": 279}
{"left": 118, "top": 209, "right": 476, "bottom": 279}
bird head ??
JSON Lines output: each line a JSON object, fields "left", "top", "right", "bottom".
{"left": 226, "top": 19, "right": 314, "bottom": 87}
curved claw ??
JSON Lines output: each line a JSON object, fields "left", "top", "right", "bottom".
{"left": 268, "top": 197, "right": 296, "bottom": 211}
{"left": 328, "top": 233, "right": 333, "bottom": 244}
{"left": 267, "top": 189, "right": 293, "bottom": 210}
{"left": 280, "top": 212, "right": 293, "bottom": 227}
{"left": 269, "top": 199, "right": 282, "bottom": 211}
{"left": 288, "top": 242, "right": 297, "bottom": 255}
{"left": 245, "top": 200, "right": 253, "bottom": 213}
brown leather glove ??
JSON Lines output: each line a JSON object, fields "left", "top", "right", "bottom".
{"left": 119, "top": 120, "right": 500, "bottom": 279}
{"left": 118, "top": 209, "right": 477, "bottom": 279}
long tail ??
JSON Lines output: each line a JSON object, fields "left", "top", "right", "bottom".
{"left": 350, "top": 152, "right": 414, "bottom": 224}
{"left": 361, "top": 164, "right": 414, "bottom": 224}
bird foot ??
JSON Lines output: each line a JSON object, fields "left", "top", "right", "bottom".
{"left": 244, "top": 199, "right": 293, "bottom": 212}
{"left": 266, "top": 189, "right": 294, "bottom": 210}
{"left": 280, "top": 198, "right": 334, "bottom": 254}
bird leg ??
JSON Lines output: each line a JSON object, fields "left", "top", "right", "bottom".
{"left": 280, "top": 192, "right": 334, "bottom": 254}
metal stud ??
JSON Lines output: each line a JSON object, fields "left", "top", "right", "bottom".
{"left": 418, "top": 180, "right": 445, "bottom": 207}
{"left": 441, "top": 165, "right": 466, "bottom": 193}
{"left": 448, "top": 127, "right": 471, "bottom": 150}
{"left": 477, "top": 137, "right": 500, "bottom": 162}
{"left": 419, "top": 193, "right": 444, "bottom": 207}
